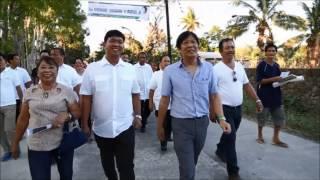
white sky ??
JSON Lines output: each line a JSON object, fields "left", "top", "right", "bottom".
{"left": 79, "top": 0, "right": 313, "bottom": 52}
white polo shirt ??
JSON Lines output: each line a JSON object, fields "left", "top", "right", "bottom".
{"left": 213, "top": 61, "right": 249, "bottom": 106}
{"left": 0, "top": 68, "right": 20, "bottom": 106}
{"left": 57, "top": 64, "right": 81, "bottom": 89}
{"left": 10, "top": 67, "right": 31, "bottom": 99}
{"left": 134, "top": 63, "right": 153, "bottom": 100}
{"left": 80, "top": 57, "right": 140, "bottom": 138}
{"left": 148, "top": 69, "right": 170, "bottom": 110}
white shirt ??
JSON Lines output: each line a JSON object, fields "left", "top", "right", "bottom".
{"left": 57, "top": 64, "right": 82, "bottom": 89}
{"left": 10, "top": 67, "right": 31, "bottom": 99}
{"left": 80, "top": 57, "right": 140, "bottom": 138}
{"left": 134, "top": 63, "right": 153, "bottom": 100}
{"left": 213, "top": 61, "right": 249, "bottom": 106}
{"left": 148, "top": 69, "right": 170, "bottom": 110}
{"left": 0, "top": 68, "right": 20, "bottom": 106}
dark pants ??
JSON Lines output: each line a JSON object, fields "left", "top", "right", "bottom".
{"left": 95, "top": 126, "right": 135, "bottom": 180}
{"left": 28, "top": 148, "right": 74, "bottom": 180}
{"left": 155, "top": 110, "right": 172, "bottom": 147}
{"left": 16, "top": 99, "right": 21, "bottom": 123}
{"left": 172, "top": 116, "right": 209, "bottom": 180}
{"left": 140, "top": 100, "right": 151, "bottom": 129}
{"left": 217, "top": 105, "right": 242, "bottom": 176}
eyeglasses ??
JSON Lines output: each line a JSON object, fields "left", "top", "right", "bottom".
{"left": 232, "top": 71, "right": 237, "bottom": 82}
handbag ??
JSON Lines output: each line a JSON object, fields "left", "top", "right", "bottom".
{"left": 59, "top": 120, "right": 88, "bottom": 153}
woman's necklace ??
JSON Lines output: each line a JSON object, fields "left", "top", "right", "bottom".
{"left": 39, "top": 83, "right": 56, "bottom": 99}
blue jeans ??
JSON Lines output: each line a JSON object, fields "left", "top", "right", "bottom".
{"left": 217, "top": 105, "right": 242, "bottom": 176}
{"left": 28, "top": 148, "right": 74, "bottom": 180}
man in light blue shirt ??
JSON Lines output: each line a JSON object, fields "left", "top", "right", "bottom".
{"left": 157, "top": 31, "right": 231, "bottom": 180}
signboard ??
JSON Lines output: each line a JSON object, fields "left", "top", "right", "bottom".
{"left": 88, "top": 1, "right": 150, "bottom": 21}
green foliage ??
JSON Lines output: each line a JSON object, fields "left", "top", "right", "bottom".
{"left": 0, "top": 0, "right": 88, "bottom": 68}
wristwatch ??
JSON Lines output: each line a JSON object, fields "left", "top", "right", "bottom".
{"left": 135, "top": 115, "right": 142, "bottom": 119}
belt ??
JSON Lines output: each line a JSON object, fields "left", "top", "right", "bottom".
{"left": 172, "top": 115, "right": 208, "bottom": 120}
{"left": 223, "top": 105, "right": 242, "bottom": 109}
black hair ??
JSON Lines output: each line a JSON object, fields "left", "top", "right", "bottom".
{"left": 138, "top": 52, "right": 147, "bottom": 58}
{"left": 40, "top": 49, "right": 50, "bottom": 55}
{"left": 6, "top": 53, "right": 19, "bottom": 62}
{"left": 218, "top": 38, "right": 234, "bottom": 52}
{"left": 264, "top": 43, "right": 278, "bottom": 52}
{"left": 50, "top": 47, "right": 65, "bottom": 56}
{"left": 37, "top": 56, "right": 59, "bottom": 70}
{"left": 104, "top": 30, "right": 125, "bottom": 42}
{"left": 176, "top": 31, "right": 199, "bottom": 49}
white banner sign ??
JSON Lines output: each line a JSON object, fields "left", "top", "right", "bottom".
{"left": 88, "top": 2, "right": 150, "bottom": 21}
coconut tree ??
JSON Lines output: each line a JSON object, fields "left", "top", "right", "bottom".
{"left": 181, "top": 7, "right": 201, "bottom": 32}
{"left": 225, "top": 0, "right": 306, "bottom": 51}
{"left": 300, "top": 0, "right": 320, "bottom": 67}
{"left": 279, "top": 0, "right": 320, "bottom": 67}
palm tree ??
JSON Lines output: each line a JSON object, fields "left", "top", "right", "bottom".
{"left": 279, "top": 0, "right": 320, "bottom": 67}
{"left": 181, "top": 7, "right": 200, "bottom": 32}
{"left": 225, "top": 0, "right": 306, "bottom": 51}
{"left": 301, "top": 0, "right": 320, "bottom": 67}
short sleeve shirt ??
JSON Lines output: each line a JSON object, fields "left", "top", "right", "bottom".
{"left": 24, "top": 83, "right": 77, "bottom": 151}
{"left": 256, "top": 60, "right": 282, "bottom": 108}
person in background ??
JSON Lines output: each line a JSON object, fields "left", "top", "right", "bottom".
{"left": 80, "top": 30, "right": 142, "bottom": 180}
{"left": 121, "top": 53, "right": 130, "bottom": 63}
{"left": 74, "top": 57, "right": 85, "bottom": 78}
{"left": 50, "top": 48, "right": 81, "bottom": 96}
{"left": 157, "top": 31, "right": 231, "bottom": 180}
{"left": 11, "top": 56, "right": 80, "bottom": 180}
{"left": 134, "top": 51, "right": 153, "bottom": 133}
{"left": 213, "top": 38, "right": 263, "bottom": 180}
{"left": 256, "top": 43, "right": 288, "bottom": 148}
{"left": 0, "top": 52, "right": 23, "bottom": 162}
{"left": 150, "top": 61, "right": 159, "bottom": 72}
{"left": 149, "top": 55, "right": 171, "bottom": 151}
{"left": 7, "top": 53, "right": 32, "bottom": 121}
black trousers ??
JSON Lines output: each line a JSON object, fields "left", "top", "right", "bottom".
{"left": 155, "top": 110, "right": 172, "bottom": 144}
{"left": 140, "top": 100, "right": 151, "bottom": 129}
{"left": 217, "top": 105, "right": 242, "bottom": 176}
{"left": 95, "top": 126, "right": 135, "bottom": 180}
{"left": 16, "top": 99, "right": 21, "bottom": 123}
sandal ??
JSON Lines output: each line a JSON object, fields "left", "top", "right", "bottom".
{"left": 256, "top": 138, "right": 265, "bottom": 144}
{"left": 272, "top": 141, "right": 288, "bottom": 148}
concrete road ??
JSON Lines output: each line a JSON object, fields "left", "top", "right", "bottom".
{"left": 1, "top": 112, "right": 319, "bottom": 180}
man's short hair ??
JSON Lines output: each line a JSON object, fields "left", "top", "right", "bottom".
{"left": 51, "top": 47, "right": 65, "bottom": 56}
{"left": 176, "top": 31, "right": 199, "bottom": 49}
{"left": 264, "top": 43, "right": 278, "bottom": 52}
{"left": 138, "top": 52, "right": 147, "bottom": 58}
{"left": 218, "top": 38, "right": 234, "bottom": 52}
{"left": 40, "top": 49, "right": 49, "bottom": 55}
{"left": 6, "top": 53, "right": 19, "bottom": 62}
{"left": 104, "top": 30, "right": 125, "bottom": 42}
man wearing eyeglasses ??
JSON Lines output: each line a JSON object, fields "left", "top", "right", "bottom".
{"left": 213, "top": 38, "right": 263, "bottom": 180}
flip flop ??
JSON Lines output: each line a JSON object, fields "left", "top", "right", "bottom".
{"left": 256, "top": 138, "right": 265, "bottom": 144}
{"left": 272, "top": 141, "right": 288, "bottom": 148}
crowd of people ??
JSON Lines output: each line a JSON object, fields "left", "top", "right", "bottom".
{"left": 0, "top": 30, "right": 289, "bottom": 180}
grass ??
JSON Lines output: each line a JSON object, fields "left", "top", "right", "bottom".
{"left": 242, "top": 94, "right": 320, "bottom": 142}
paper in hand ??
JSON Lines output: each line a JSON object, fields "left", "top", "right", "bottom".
{"left": 27, "top": 124, "right": 52, "bottom": 136}
{"left": 280, "top": 71, "right": 290, "bottom": 78}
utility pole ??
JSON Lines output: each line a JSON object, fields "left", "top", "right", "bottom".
{"left": 164, "top": 0, "right": 172, "bottom": 62}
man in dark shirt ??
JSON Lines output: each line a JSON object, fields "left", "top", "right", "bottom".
{"left": 256, "top": 44, "right": 288, "bottom": 148}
